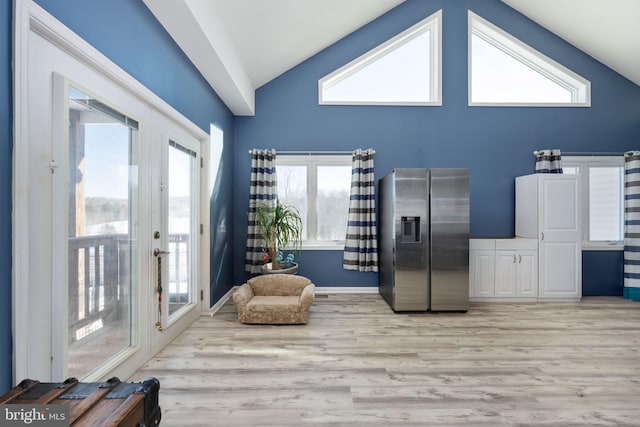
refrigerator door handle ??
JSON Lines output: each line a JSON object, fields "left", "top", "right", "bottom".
{"left": 513, "top": 254, "right": 517, "bottom": 263}
{"left": 541, "top": 231, "right": 544, "bottom": 241}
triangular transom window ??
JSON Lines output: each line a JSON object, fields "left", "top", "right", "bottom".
{"left": 319, "top": 10, "right": 442, "bottom": 106}
{"left": 468, "top": 11, "right": 590, "bottom": 107}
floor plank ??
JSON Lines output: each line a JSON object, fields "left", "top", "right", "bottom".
{"left": 129, "top": 295, "right": 640, "bottom": 426}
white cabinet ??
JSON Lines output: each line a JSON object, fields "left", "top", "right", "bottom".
{"left": 516, "top": 174, "right": 581, "bottom": 300}
{"left": 470, "top": 174, "right": 580, "bottom": 302}
{"left": 495, "top": 252, "right": 517, "bottom": 297}
{"left": 515, "top": 251, "right": 537, "bottom": 297}
{"left": 470, "top": 240, "right": 495, "bottom": 297}
{"left": 470, "top": 239, "right": 537, "bottom": 300}
{"left": 495, "top": 238, "right": 538, "bottom": 298}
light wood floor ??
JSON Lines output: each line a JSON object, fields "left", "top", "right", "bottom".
{"left": 130, "top": 294, "right": 640, "bottom": 426}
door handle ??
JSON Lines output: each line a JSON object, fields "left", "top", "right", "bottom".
{"left": 153, "top": 248, "right": 170, "bottom": 257}
{"left": 541, "top": 232, "right": 544, "bottom": 241}
{"left": 518, "top": 255, "right": 522, "bottom": 263}
{"left": 513, "top": 254, "right": 516, "bottom": 263}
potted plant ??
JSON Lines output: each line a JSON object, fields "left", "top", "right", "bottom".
{"left": 254, "top": 200, "right": 302, "bottom": 272}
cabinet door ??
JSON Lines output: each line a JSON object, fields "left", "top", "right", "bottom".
{"left": 538, "top": 175, "right": 581, "bottom": 300}
{"left": 539, "top": 241, "right": 581, "bottom": 299}
{"left": 516, "top": 250, "right": 537, "bottom": 297}
{"left": 495, "top": 251, "right": 517, "bottom": 297}
{"left": 539, "top": 176, "right": 581, "bottom": 242}
{"left": 471, "top": 250, "right": 495, "bottom": 297}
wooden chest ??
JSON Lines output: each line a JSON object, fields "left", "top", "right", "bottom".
{"left": 0, "top": 377, "right": 160, "bottom": 426}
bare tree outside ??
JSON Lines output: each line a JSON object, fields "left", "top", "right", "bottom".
{"left": 317, "top": 166, "right": 351, "bottom": 240}
{"left": 277, "top": 166, "right": 308, "bottom": 240}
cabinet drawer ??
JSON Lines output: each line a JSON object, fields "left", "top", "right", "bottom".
{"left": 495, "top": 238, "right": 537, "bottom": 251}
{"left": 470, "top": 239, "right": 495, "bottom": 250}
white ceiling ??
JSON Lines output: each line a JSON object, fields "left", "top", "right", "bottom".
{"left": 500, "top": 0, "right": 640, "bottom": 89}
{"left": 208, "top": 0, "right": 405, "bottom": 89}
{"left": 144, "top": 0, "right": 640, "bottom": 116}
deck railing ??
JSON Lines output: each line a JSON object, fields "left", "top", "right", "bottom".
{"left": 68, "top": 233, "right": 189, "bottom": 343}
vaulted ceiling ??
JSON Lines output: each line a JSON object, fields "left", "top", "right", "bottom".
{"left": 143, "top": 0, "right": 640, "bottom": 116}
{"left": 501, "top": 0, "right": 640, "bottom": 92}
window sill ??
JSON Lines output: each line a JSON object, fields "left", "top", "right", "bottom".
{"left": 302, "top": 242, "right": 344, "bottom": 251}
{"left": 582, "top": 243, "right": 623, "bottom": 251}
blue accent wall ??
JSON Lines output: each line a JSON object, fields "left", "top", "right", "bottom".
{"left": 0, "top": 0, "right": 235, "bottom": 392}
{"left": 233, "top": 0, "right": 640, "bottom": 288}
{"left": 0, "top": 0, "right": 13, "bottom": 396}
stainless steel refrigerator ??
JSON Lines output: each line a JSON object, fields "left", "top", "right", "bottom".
{"left": 379, "top": 169, "right": 469, "bottom": 312}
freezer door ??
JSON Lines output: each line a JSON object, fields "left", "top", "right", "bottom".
{"left": 394, "top": 169, "right": 429, "bottom": 311}
{"left": 378, "top": 173, "right": 395, "bottom": 309}
{"left": 430, "top": 169, "right": 470, "bottom": 311}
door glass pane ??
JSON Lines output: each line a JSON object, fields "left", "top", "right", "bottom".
{"left": 67, "top": 87, "right": 137, "bottom": 378}
{"left": 317, "top": 166, "right": 351, "bottom": 240}
{"left": 168, "top": 142, "right": 196, "bottom": 317}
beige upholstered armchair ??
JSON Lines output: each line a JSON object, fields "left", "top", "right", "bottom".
{"left": 233, "top": 274, "right": 315, "bottom": 324}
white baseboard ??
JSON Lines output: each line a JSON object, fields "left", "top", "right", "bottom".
{"left": 471, "top": 297, "right": 582, "bottom": 303}
{"left": 208, "top": 286, "right": 235, "bottom": 316}
{"left": 315, "top": 287, "right": 378, "bottom": 294}
{"left": 470, "top": 297, "right": 537, "bottom": 303}
{"left": 215, "top": 284, "right": 378, "bottom": 299}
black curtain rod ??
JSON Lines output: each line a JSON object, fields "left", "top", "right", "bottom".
{"left": 248, "top": 149, "right": 375, "bottom": 155}
{"left": 534, "top": 151, "right": 622, "bottom": 156}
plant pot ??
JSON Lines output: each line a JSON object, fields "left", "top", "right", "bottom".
{"left": 260, "top": 262, "right": 298, "bottom": 275}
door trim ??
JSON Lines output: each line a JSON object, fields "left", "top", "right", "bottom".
{"left": 13, "top": 0, "right": 209, "bottom": 382}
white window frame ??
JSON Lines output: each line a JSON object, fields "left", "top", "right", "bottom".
{"left": 318, "top": 10, "right": 442, "bottom": 106}
{"left": 468, "top": 11, "right": 591, "bottom": 107}
{"left": 563, "top": 156, "right": 624, "bottom": 250}
{"left": 276, "top": 155, "right": 352, "bottom": 250}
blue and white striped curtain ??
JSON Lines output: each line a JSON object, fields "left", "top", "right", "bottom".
{"left": 623, "top": 151, "right": 640, "bottom": 300}
{"left": 535, "top": 149, "right": 563, "bottom": 173}
{"left": 245, "top": 149, "right": 277, "bottom": 273}
{"left": 343, "top": 148, "right": 378, "bottom": 272}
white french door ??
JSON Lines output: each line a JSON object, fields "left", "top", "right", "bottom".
{"left": 14, "top": 1, "right": 205, "bottom": 382}
{"left": 149, "top": 117, "right": 202, "bottom": 354}
{"left": 52, "top": 78, "right": 146, "bottom": 381}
